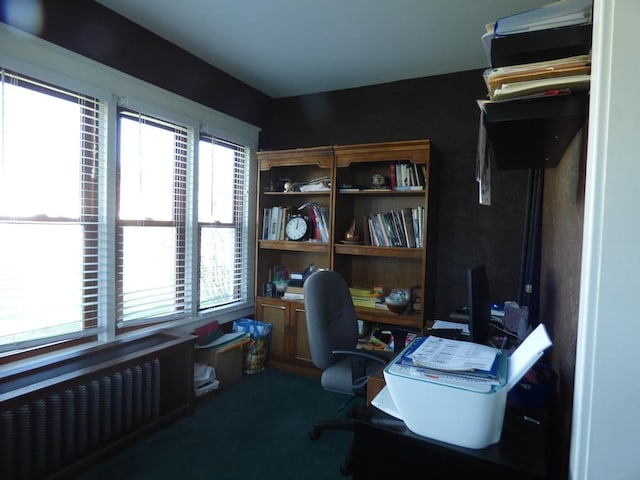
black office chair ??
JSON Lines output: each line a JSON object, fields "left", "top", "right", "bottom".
{"left": 303, "top": 269, "right": 391, "bottom": 475}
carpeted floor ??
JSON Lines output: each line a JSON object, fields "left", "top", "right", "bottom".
{"left": 69, "top": 368, "right": 360, "bottom": 480}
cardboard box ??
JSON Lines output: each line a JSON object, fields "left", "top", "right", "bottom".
{"left": 195, "top": 338, "right": 249, "bottom": 390}
{"left": 366, "top": 372, "right": 386, "bottom": 406}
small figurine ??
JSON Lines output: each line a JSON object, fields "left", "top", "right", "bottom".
{"left": 344, "top": 218, "right": 360, "bottom": 242}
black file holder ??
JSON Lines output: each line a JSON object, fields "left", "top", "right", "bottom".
{"left": 490, "top": 23, "right": 592, "bottom": 68}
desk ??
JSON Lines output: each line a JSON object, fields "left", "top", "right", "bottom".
{"left": 352, "top": 406, "right": 547, "bottom": 479}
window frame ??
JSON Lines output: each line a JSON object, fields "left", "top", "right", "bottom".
{"left": 0, "top": 24, "right": 259, "bottom": 357}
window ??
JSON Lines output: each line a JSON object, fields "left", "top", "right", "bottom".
{"left": 198, "top": 136, "right": 250, "bottom": 310}
{"left": 0, "top": 69, "right": 105, "bottom": 349}
{"left": 116, "top": 110, "right": 192, "bottom": 326}
{"left": 0, "top": 33, "right": 258, "bottom": 355}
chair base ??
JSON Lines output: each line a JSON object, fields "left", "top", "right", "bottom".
{"left": 308, "top": 418, "right": 354, "bottom": 440}
{"left": 309, "top": 418, "right": 355, "bottom": 476}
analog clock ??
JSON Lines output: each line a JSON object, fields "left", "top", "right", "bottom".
{"left": 285, "top": 216, "right": 309, "bottom": 241}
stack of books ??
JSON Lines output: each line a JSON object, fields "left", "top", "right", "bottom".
{"left": 365, "top": 207, "right": 423, "bottom": 248}
{"left": 282, "top": 285, "right": 304, "bottom": 300}
{"left": 349, "top": 287, "right": 383, "bottom": 309}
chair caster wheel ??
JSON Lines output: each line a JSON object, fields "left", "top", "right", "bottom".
{"left": 340, "top": 459, "right": 352, "bottom": 475}
{"left": 309, "top": 426, "right": 321, "bottom": 440}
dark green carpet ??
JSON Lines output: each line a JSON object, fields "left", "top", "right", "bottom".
{"left": 69, "top": 368, "right": 360, "bottom": 480}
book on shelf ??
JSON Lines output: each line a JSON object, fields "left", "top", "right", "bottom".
{"left": 351, "top": 297, "right": 381, "bottom": 308}
{"left": 385, "top": 160, "right": 425, "bottom": 190}
{"left": 263, "top": 205, "right": 293, "bottom": 241}
{"left": 308, "top": 203, "right": 329, "bottom": 243}
{"left": 349, "top": 287, "right": 375, "bottom": 297}
{"left": 350, "top": 286, "right": 382, "bottom": 309}
{"left": 262, "top": 208, "right": 271, "bottom": 240}
{"left": 389, "top": 162, "right": 397, "bottom": 189}
{"left": 366, "top": 207, "right": 423, "bottom": 248}
{"left": 268, "top": 206, "right": 279, "bottom": 240}
{"left": 401, "top": 208, "right": 417, "bottom": 248}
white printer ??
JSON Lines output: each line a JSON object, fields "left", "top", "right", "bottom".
{"left": 374, "top": 323, "right": 552, "bottom": 449}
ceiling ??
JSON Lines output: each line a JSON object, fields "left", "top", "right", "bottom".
{"left": 94, "top": 0, "right": 550, "bottom": 99}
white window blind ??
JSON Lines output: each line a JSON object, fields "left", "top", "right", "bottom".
{"left": 0, "top": 25, "right": 259, "bottom": 354}
{"left": 198, "top": 135, "right": 250, "bottom": 310}
{"left": 116, "top": 109, "right": 193, "bottom": 326}
{"left": 0, "top": 68, "right": 105, "bottom": 349}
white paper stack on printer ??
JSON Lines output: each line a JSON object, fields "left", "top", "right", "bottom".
{"left": 373, "top": 323, "right": 552, "bottom": 449}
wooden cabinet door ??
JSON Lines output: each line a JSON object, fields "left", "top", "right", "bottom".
{"left": 291, "top": 304, "right": 312, "bottom": 365}
{"left": 255, "top": 298, "right": 288, "bottom": 361}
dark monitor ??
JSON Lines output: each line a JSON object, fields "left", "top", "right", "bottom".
{"left": 467, "top": 265, "right": 491, "bottom": 344}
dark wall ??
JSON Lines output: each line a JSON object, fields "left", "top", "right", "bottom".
{"left": 539, "top": 127, "right": 586, "bottom": 478}
{"left": 268, "top": 74, "right": 530, "bottom": 317}
{"left": 2, "top": 0, "right": 273, "bottom": 144}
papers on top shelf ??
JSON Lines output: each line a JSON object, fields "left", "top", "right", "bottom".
{"left": 483, "top": 54, "right": 591, "bottom": 98}
{"left": 490, "top": 73, "right": 591, "bottom": 102}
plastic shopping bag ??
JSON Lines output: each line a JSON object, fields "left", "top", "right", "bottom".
{"left": 233, "top": 318, "right": 272, "bottom": 374}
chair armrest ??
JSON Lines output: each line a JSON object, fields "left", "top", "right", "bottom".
{"left": 331, "top": 348, "right": 389, "bottom": 365}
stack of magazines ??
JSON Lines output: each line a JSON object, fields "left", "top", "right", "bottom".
{"left": 395, "top": 335, "right": 505, "bottom": 392}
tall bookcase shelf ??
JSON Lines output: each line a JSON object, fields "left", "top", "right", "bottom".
{"left": 254, "top": 140, "right": 435, "bottom": 374}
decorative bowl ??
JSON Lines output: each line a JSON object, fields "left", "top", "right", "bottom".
{"left": 386, "top": 302, "right": 408, "bottom": 314}
{"left": 385, "top": 288, "right": 410, "bottom": 314}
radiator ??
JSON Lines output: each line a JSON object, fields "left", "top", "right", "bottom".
{"left": 1, "top": 358, "right": 161, "bottom": 480}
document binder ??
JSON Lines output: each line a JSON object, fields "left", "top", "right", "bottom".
{"left": 490, "top": 23, "right": 592, "bottom": 68}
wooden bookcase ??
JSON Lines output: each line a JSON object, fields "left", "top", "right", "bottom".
{"left": 254, "top": 140, "right": 435, "bottom": 373}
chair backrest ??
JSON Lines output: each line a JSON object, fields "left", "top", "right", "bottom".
{"left": 303, "top": 270, "right": 359, "bottom": 370}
